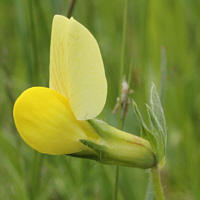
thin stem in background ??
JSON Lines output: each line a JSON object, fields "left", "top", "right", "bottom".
{"left": 117, "top": 0, "right": 128, "bottom": 128}
{"left": 1, "top": 48, "right": 15, "bottom": 106}
{"left": 144, "top": 177, "right": 154, "bottom": 200}
{"left": 113, "top": 1, "right": 128, "bottom": 200}
{"left": 28, "top": 0, "right": 39, "bottom": 86}
{"left": 66, "top": 0, "right": 77, "bottom": 18}
{"left": 30, "top": 152, "right": 44, "bottom": 200}
{"left": 120, "top": 55, "right": 134, "bottom": 128}
{"left": 160, "top": 46, "right": 167, "bottom": 109}
{"left": 27, "top": 0, "right": 43, "bottom": 199}
{"left": 113, "top": 166, "right": 119, "bottom": 200}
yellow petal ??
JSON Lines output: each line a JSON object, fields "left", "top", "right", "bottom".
{"left": 50, "top": 15, "right": 107, "bottom": 120}
{"left": 49, "top": 15, "right": 70, "bottom": 99}
{"left": 13, "top": 87, "right": 99, "bottom": 155}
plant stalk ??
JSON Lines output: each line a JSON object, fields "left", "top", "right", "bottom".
{"left": 150, "top": 165, "right": 165, "bottom": 200}
{"left": 28, "top": 1, "right": 43, "bottom": 199}
{"left": 28, "top": 0, "right": 39, "bottom": 86}
{"left": 113, "top": 1, "right": 128, "bottom": 199}
{"left": 66, "top": 0, "right": 77, "bottom": 18}
{"left": 113, "top": 166, "right": 119, "bottom": 200}
{"left": 30, "top": 152, "right": 43, "bottom": 200}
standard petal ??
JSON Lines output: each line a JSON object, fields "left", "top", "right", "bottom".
{"left": 13, "top": 87, "right": 99, "bottom": 155}
{"left": 49, "top": 15, "right": 70, "bottom": 99}
{"left": 50, "top": 15, "right": 107, "bottom": 120}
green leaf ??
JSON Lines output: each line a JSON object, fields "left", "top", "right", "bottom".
{"left": 132, "top": 84, "right": 167, "bottom": 166}
{"left": 133, "top": 101, "right": 157, "bottom": 154}
{"left": 146, "top": 105, "right": 165, "bottom": 164}
{"left": 150, "top": 83, "right": 167, "bottom": 141}
{"left": 147, "top": 84, "right": 167, "bottom": 165}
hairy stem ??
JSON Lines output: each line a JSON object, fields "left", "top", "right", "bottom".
{"left": 150, "top": 165, "right": 165, "bottom": 200}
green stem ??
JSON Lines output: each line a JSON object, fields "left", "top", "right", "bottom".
{"left": 30, "top": 152, "right": 43, "bottom": 200}
{"left": 117, "top": 0, "right": 127, "bottom": 128}
{"left": 144, "top": 177, "right": 154, "bottom": 200}
{"left": 66, "top": 0, "right": 77, "bottom": 18}
{"left": 27, "top": 2, "right": 43, "bottom": 198}
{"left": 121, "top": 55, "right": 134, "bottom": 128}
{"left": 114, "top": 1, "right": 128, "bottom": 199}
{"left": 28, "top": 0, "right": 39, "bottom": 86}
{"left": 160, "top": 46, "right": 167, "bottom": 109}
{"left": 150, "top": 165, "right": 165, "bottom": 200}
{"left": 113, "top": 166, "right": 119, "bottom": 200}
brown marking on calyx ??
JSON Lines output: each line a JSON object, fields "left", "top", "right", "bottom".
{"left": 126, "top": 140, "right": 144, "bottom": 147}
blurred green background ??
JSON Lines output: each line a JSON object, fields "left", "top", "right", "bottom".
{"left": 1, "top": 0, "right": 200, "bottom": 199}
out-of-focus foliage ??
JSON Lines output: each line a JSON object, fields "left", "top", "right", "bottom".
{"left": 0, "top": 0, "right": 200, "bottom": 199}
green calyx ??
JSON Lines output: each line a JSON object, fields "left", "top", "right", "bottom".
{"left": 71, "top": 119, "right": 156, "bottom": 169}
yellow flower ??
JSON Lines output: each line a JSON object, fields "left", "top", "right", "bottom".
{"left": 13, "top": 15, "right": 156, "bottom": 169}
{"left": 13, "top": 15, "right": 106, "bottom": 155}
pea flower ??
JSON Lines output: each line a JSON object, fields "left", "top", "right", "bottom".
{"left": 13, "top": 15, "right": 156, "bottom": 169}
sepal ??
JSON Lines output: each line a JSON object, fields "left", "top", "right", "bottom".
{"left": 74, "top": 119, "right": 157, "bottom": 169}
